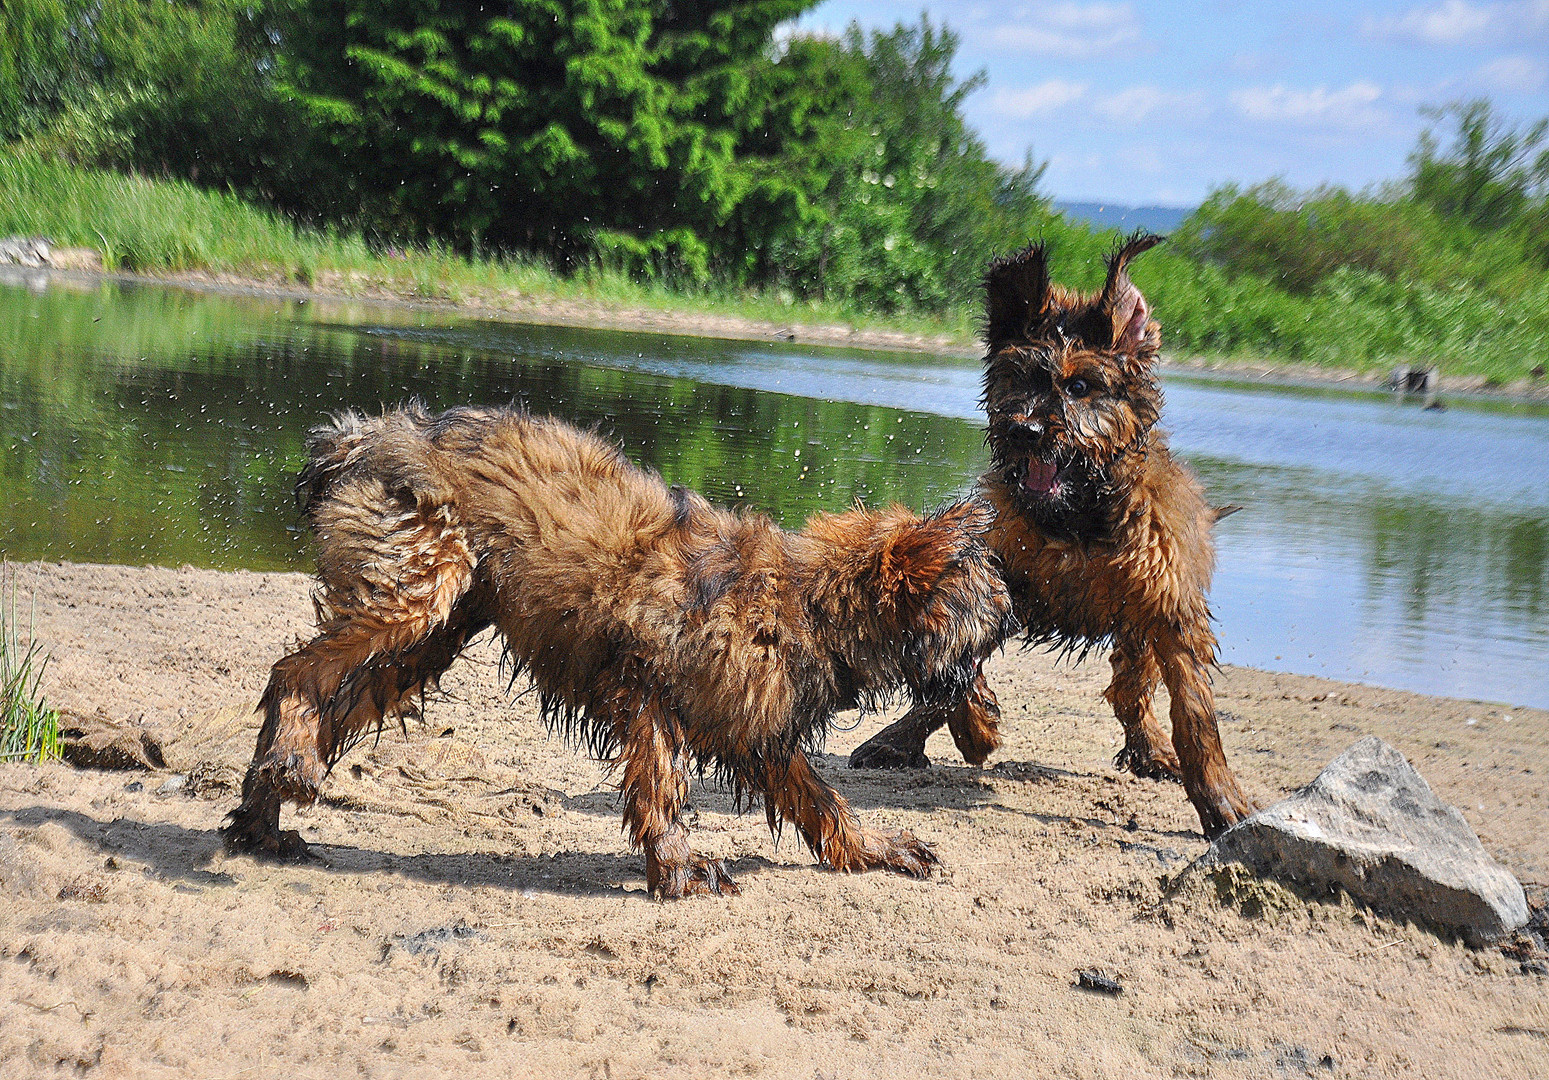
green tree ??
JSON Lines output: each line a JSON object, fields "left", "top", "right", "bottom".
{"left": 730, "top": 17, "right": 1057, "bottom": 312}
{"left": 266, "top": 0, "right": 813, "bottom": 266}
{"left": 1410, "top": 98, "right": 1549, "bottom": 230}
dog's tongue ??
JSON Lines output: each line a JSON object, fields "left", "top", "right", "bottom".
{"left": 1022, "top": 459, "right": 1059, "bottom": 496}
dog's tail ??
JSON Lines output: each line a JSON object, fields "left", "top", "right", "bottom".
{"left": 296, "top": 401, "right": 458, "bottom": 518}
{"left": 296, "top": 408, "right": 381, "bottom": 515}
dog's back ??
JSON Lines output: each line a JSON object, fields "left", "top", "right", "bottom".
{"left": 297, "top": 405, "right": 724, "bottom": 685}
{"left": 301, "top": 403, "right": 685, "bottom": 560}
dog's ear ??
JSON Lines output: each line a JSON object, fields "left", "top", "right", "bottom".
{"left": 928, "top": 497, "right": 995, "bottom": 537}
{"left": 983, "top": 241, "right": 1050, "bottom": 348}
{"left": 1099, "top": 231, "right": 1163, "bottom": 356}
{"left": 873, "top": 508, "right": 954, "bottom": 601}
{"left": 875, "top": 503, "right": 983, "bottom": 605}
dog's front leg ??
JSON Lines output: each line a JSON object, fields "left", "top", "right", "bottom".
{"left": 846, "top": 702, "right": 945, "bottom": 768}
{"left": 225, "top": 600, "right": 486, "bottom": 861}
{"left": 1152, "top": 634, "right": 1255, "bottom": 837}
{"left": 1106, "top": 640, "right": 1183, "bottom": 782}
{"left": 849, "top": 667, "right": 1002, "bottom": 769}
{"left": 617, "top": 691, "right": 739, "bottom": 899}
{"left": 767, "top": 751, "right": 938, "bottom": 878}
{"left": 942, "top": 668, "right": 1003, "bottom": 765}
{"left": 223, "top": 673, "right": 326, "bottom": 861}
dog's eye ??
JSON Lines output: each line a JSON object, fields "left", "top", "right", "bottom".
{"left": 1066, "top": 378, "right": 1092, "bottom": 397}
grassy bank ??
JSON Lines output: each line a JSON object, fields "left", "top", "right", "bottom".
{"left": 1141, "top": 252, "right": 1549, "bottom": 386}
{"left": 5, "top": 153, "right": 1549, "bottom": 384}
{"left": 0, "top": 153, "right": 973, "bottom": 342}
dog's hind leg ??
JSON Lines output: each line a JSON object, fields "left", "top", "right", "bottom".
{"left": 765, "top": 751, "right": 937, "bottom": 878}
{"left": 848, "top": 667, "right": 1002, "bottom": 769}
{"left": 224, "top": 526, "right": 484, "bottom": 859}
{"left": 1106, "top": 641, "right": 1183, "bottom": 782}
{"left": 610, "top": 672, "right": 738, "bottom": 898}
{"left": 224, "top": 604, "right": 487, "bottom": 858}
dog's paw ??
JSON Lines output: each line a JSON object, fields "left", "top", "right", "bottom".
{"left": 848, "top": 733, "right": 931, "bottom": 770}
{"left": 1113, "top": 743, "right": 1183, "bottom": 784}
{"left": 869, "top": 829, "right": 939, "bottom": 879}
{"left": 651, "top": 858, "right": 742, "bottom": 900}
{"left": 223, "top": 823, "right": 315, "bottom": 862}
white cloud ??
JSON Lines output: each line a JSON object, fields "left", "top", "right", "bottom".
{"left": 1475, "top": 54, "right": 1549, "bottom": 91}
{"left": 989, "top": 80, "right": 1089, "bottom": 118}
{"left": 1230, "top": 82, "right": 1387, "bottom": 129}
{"left": 1369, "top": 0, "right": 1495, "bottom": 44}
{"left": 962, "top": 2, "right": 1144, "bottom": 59}
{"left": 1092, "top": 85, "right": 1208, "bottom": 124}
{"left": 1363, "top": 1, "right": 1549, "bottom": 47}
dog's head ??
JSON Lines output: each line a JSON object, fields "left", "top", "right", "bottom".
{"left": 981, "top": 232, "right": 1165, "bottom": 541}
{"left": 800, "top": 499, "right": 1015, "bottom": 707}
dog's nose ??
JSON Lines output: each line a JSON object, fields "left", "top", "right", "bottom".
{"left": 1009, "top": 416, "right": 1043, "bottom": 438}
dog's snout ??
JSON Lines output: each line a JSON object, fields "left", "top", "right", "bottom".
{"left": 1009, "top": 415, "right": 1043, "bottom": 437}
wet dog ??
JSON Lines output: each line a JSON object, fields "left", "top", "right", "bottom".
{"left": 223, "top": 404, "right": 1015, "bottom": 896}
{"left": 850, "top": 235, "right": 1255, "bottom": 836}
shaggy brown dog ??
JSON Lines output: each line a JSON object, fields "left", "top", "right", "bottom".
{"left": 222, "top": 404, "right": 1015, "bottom": 896}
{"left": 849, "top": 235, "right": 1255, "bottom": 836}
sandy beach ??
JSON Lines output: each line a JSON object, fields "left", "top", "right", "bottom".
{"left": 1, "top": 559, "right": 1545, "bottom": 1078}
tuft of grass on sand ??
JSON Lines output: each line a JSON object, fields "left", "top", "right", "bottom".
{"left": 0, "top": 561, "right": 62, "bottom": 763}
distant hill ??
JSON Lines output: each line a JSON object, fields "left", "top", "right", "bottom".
{"left": 1054, "top": 201, "right": 1193, "bottom": 235}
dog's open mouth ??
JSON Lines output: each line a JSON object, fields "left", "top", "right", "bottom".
{"left": 1021, "top": 458, "right": 1060, "bottom": 498}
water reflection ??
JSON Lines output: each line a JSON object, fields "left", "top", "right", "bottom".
{"left": 0, "top": 277, "right": 983, "bottom": 572}
{"left": 1, "top": 273, "right": 1545, "bottom": 708}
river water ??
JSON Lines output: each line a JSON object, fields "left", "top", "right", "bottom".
{"left": 3, "top": 272, "right": 1546, "bottom": 708}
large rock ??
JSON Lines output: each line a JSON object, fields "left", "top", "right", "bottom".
{"left": 1202, "top": 736, "right": 1529, "bottom": 945}
{"left": 0, "top": 236, "right": 52, "bottom": 267}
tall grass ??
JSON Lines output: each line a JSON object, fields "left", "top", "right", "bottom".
{"left": 0, "top": 562, "right": 62, "bottom": 763}
{"left": 0, "top": 150, "right": 359, "bottom": 273}
{"left": 0, "top": 152, "right": 971, "bottom": 339}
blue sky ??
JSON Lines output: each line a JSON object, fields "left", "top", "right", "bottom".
{"left": 791, "top": 1, "right": 1549, "bottom": 207}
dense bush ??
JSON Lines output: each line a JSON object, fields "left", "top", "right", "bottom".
{"left": 1140, "top": 252, "right": 1549, "bottom": 376}
{"left": 0, "top": 0, "right": 280, "bottom": 185}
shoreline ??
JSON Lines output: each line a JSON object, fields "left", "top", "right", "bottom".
{"left": 11, "top": 555, "right": 1545, "bottom": 723}
{"left": 12, "top": 264, "right": 1549, "bottom": 405}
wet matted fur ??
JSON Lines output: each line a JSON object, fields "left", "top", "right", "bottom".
{"left": 849, "top": 234, "right": 1255, "bottom": 836}
{"left": 222, "top": 404, "right": 1015, "bottom": 896}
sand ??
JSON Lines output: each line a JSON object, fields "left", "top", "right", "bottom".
{"left": 1, "top": 559, "right": 1546, "bottom": 1079}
